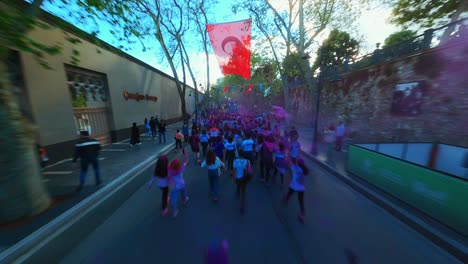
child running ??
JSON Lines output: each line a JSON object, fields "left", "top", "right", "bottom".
{"left": 168, "top": 149, "right": 189, "bottom": 218}
{"left": 283, "top": 157, "right": 309, "bottom": 223}
{"left": 201, "top": 149, "right": 225, "bottom": 202}
{"left": 147, "top": 155, "right": 170, "bottom": 216}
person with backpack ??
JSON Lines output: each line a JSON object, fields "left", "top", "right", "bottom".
{"left": 201, "top": 149, "right": 225, "bottom": 202}
{"left": 283, "top": 157, "right": 309, "bottom": 223}
{"left": 147, "top": 155, "right": 170, "bottom": 216}
{"left": 232, "top": 150, "right": 252, "bottom": 214}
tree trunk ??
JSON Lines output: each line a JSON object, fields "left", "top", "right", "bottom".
{"left": 0, "top": 60, "right": 51, "bottom": 223}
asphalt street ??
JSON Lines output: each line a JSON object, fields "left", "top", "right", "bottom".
{"left": 58, "top": 151, "right": 460, "bottom": 264}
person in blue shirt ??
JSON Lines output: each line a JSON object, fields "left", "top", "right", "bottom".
{"left": 200, "top": 130, "right": 210, "bottom": 157}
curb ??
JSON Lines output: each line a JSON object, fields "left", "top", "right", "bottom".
{"left": 301, "top": 150, "right": 467, "bottom": 263}
{"left": 0, "top": 144, "right": 175, "bottom": 264}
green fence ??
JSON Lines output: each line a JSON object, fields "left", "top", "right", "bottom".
{"left": 348, "top": 145, "right": 468, "bottom": 236}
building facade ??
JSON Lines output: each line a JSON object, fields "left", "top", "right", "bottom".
{"left": 8, "top": 11, "right": 203, "bottom": 163}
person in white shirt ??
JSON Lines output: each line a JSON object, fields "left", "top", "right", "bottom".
{"left": 147, "top": 155, "right": 170, "bottom": 216}
{"left": 201, "top": 150, "right": 225, "bottom": 202}
{"left": 232, "top": 151, "right": 252, "bottom": 214}
{"left": 241, "top": 132, "right": 255, "bottom": 164}
{"left": 223, "top": 136, "right": 236, "bottom": 170}
{"left": 335, "top": 121, "right": 346, "bottom": 151}
{"left": 283, "top": 157, "right": 309, "bottom": 223}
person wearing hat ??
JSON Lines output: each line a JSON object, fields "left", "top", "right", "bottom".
{"left": 283, "top": 157, "right": 309, "bottom": 223}
{"left": 72, "top": 131, "right": 102, "bottom": 192}
{"left": 168, "top": 149, "right": 189, "bottom": 218}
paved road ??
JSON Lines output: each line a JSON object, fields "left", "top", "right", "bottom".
{"left": 58, "top": 151, "right": 460, "bottom": 263}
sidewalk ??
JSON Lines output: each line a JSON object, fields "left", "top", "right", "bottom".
{"left": 294, "top": 124, "right": 468, "bottom": 262}
{"left": 0, "top": 121, "right": 185, "bottom": 254}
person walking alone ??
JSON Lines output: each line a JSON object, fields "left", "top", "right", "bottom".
{"left": 149, "top": 117, "right": 157, "bottom": 140}
{"left": 175, "top": 129, "right": 184, "bottom": 152}
{"left": 130, "top": 122, "right": 141, "bottom": 148}
{"left": 158, "top": 120, "right": 167, "bottom": 144}
{"left": 72, "top": 131, "right": 102, "bottom": 192}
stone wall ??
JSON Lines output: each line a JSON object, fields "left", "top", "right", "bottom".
{"left": 319, "top": 42, "right": 468, "bottom": 147}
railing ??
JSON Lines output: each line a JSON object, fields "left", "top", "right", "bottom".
{"left": 341, "top": 18, "right": 468, "bottom": 73}
{"left": 73, "top": 107, "right": 111, "bottom": 144}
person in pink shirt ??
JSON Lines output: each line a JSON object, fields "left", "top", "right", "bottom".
{"left": 168, "top": 150, "right": 189, "bottom": 218}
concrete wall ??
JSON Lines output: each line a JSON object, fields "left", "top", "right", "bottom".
{"left": 20, "top": 21, "right": 201, "bottom": 147}
{"left": 319, "top": 41, "right": 468, "bottom": 148}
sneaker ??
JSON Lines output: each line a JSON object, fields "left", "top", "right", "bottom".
{"left": 76, "top": 184, "right": 83, "bottom": 192}
{"left": 184, "top": 196, "right": 189, "bottom": 205}
{"left": 161, "top": 208, "right": 169, "bottom": 216}
{"left": 172, "top": 210, "right": 179, "bottom": 218}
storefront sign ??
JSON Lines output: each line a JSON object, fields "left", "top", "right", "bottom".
{"left": 123, "top": 90, "right": 158, "bottom": 102}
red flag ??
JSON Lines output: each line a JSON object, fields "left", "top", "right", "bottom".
{"left": 224, "top": 85, "right": 230, "bottom": 93}
{"left": 206, "top": 19, "right": 252, "bottom": 80}
{"left": 245, "top": 84, "right": 254, "bottom": 95}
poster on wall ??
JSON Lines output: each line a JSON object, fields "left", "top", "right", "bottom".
{"left": 391, "top": 81, "right": 425, "bottom": 116}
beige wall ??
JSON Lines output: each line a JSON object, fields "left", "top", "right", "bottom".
{"left": 21, "top": 22, "right": 201, "bottom": 146}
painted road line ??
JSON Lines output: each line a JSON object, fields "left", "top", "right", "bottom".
{"left": 0, "top": 143, "right": 174, "bottom": 264}
{"left": 43, "top": 158, "right": 73, "bottom": 170}
{"left": 112, "top": 143, "right": 131, "bottom": 145}
{"left": 41, "top": 179, "right": 51, "bottom": 183}
{"left": 100, "top": 149, "right": 126, "bottom": 152}
{"left": 41, "top": 171, "right": 73, "bottom": 176}
{"left": 99, "top": 157, "right": 106, "bottom": 161}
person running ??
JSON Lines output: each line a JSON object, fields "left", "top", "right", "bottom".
{"left": 130, "top": 122, "right": 141, "bottom": 147}
{"left": 223, "top": 136, "right": 236, "bottom": 170}
{"left": 72, "top": 131, "right": 102, "bottom": 192}
{"left": 147, "top": 155, "right": 170, "bottom": 216}
{"left": 189, "top": 130, "right": 201, "bottom": 164}
{"left": 201, "top": 149, "right": 225, "bottom": 202}
{"left": 168, "top": 150, "right": 189, "bottom": 218}
{"left": 232, "top": 151, "right": 252, "bottom": 214}
{"left": 289, "top": 133, "right": 301, "bottom": 164}
{"left": 175, "top": 129, "right": 184, "bottom": 152}
{"left": 283, "top": 157, "right": 309, "bottom": 223}
{"left": 200, "top": 129, "right": 210, "bottom": 157}
{"left": 273, "top": 141, "right": 288, "bottom": 187}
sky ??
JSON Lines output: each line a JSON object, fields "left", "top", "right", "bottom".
{"left": 41, "top": 1, "right": 400, "bottom": 90}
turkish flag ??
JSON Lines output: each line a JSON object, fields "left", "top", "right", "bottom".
{"left": 206, "top": 19, "right": 252, "bottom": 80}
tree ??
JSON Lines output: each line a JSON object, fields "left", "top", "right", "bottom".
{"left": 0, "top": 0, "right": 103, "bottom": 223}
{"left": 312, "top": 29, "right": 359, "bottom": 73}
{"left": 390, "top": 0, "right": 468, "bottom": 42}
{"left": 383, "top": 29, "right": 417, "bottom": 48}
{"left": 233, "top": 0, "right": 366, "bottom": 114}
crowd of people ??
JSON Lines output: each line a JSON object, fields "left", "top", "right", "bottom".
{"left": 147, "top": 108, "right": 310, "bottom": 223}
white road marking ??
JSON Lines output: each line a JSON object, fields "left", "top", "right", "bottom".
{"left": 100, "top": 149, "right": 126, "bottom": 152}
{"left": 42, "top": 171, "right": 73, "bottom": 175}
{"left": 99, "top": 157, "right": 106, "bottom": 160}
{"left": 41, "top": 179, "right": 51, "bottom": 182}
